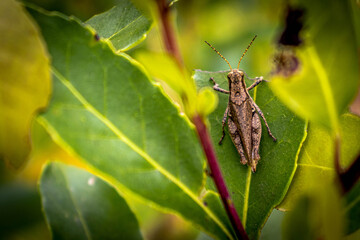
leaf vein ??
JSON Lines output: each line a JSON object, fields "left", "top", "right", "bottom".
{"left": 108, "top": 15, "right": 143, "bottom": 41}
{"left": 50, "top": 67, "right": 232, "bottom": 239}
{"left": 59, "top": 165, "right": 92, "bottom": 239}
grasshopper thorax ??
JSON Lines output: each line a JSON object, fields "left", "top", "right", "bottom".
{"left": 227, "top": 69, "right": 244, "bottom": 84}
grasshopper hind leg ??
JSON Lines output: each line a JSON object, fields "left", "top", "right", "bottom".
{"left": 227, "top": 117, "right": 248, "bottom": 165}
{"left": 250, "top": 112, "right": 262, "bottom": 172}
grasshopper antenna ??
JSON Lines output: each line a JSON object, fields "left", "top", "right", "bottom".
{"left": 237, "top": 35, "right": 257, "bottom": 69}
{"left": 205, "top": 41, "right": 232, "bottom": 70}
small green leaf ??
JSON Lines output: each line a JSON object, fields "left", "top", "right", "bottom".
{"left": 194, "top": 70, "right": 307, "bottom": 239}
{"left": 270, "top": 0, "right": 359, "bottom": 131}
{"left": 0, "top": 0, "right": 51, "bottom": 169}
{"left": 39, "top": 161, "right": 143, "bottom": 240}
{"left": 137, "top": 52, "right": 190, "bottom": 95}
{"left": 137, "top": 52, "right": 198, "bottom": 117}
{"left": 196, "top": 87, "right": 218, "bottom": 118}
{"left": 86, "top": 0, "right": 152, "bottom": 51}
{"left": 280, "top": 114, "right": 360, "bottom": 210}
{"left": 28, "top": 7, "right": 232, "bottom": 239}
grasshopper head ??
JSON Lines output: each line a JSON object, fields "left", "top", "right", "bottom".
{"left": 227, "top": 69, "right": 244, "bottom": 83}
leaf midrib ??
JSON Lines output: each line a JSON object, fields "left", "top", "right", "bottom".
{"left": 307, "top": 46, "right": 339, "bottom": 131}
{"left": 58, "top": 165, "right": 92, "bottom": 239}
{"left": 242, "top": 85, "right": 259, "bottom": 227}
{"left": 50, "top": 67, "right": 233, "bottom": 239}
{"left": 108, "top": 15, "right": 144, "bottom": 41}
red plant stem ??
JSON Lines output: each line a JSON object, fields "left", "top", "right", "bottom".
{"left": 156, "top": 1, "right": 248, "bottom": 238}
{"left": 193, "top": 115, "right": 249, "bottom": 240}
{"left": 157, "top": 0, "right": 183, "bottom": 67}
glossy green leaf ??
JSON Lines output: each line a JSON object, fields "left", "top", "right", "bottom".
{"left": 270, "top": 0, "right": 359, "bottom": 131}
{"left": 28, "top": 7, "right": 232, "bottom": 239}
{"left": 194, "top": 70, "right": 307, "bottom": 239}
{"left": 39, "top": 161, "right": 143, "bottom": 240}
{"left": 86, "top": 0, "right": 152, "bottom": 51}
{"left": 280, "top": 114, "right": 360, "bottom": 210}
{"left": 0, "top": 0, "right": 50, "bottom": 169}
{"left": 196, "top": 87, "right": 218, "bottom": 118}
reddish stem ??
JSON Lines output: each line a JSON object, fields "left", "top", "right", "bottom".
{"left": 157, "top": 0, "right": 183, "bottom": 67}
{"left": 156, "top": 1, "right": 248, "bottom": 238}
{"left": 193, "top": 115, "right": 249, "bottom": 240}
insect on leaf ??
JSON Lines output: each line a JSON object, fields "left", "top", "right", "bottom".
{"left": 194, "top": 70, "right": 307, "bottom": 239}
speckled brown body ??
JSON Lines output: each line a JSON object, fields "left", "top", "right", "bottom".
{"left": 227, "top": 69, "right": 261, "bottom": 171}
{"left": 206, "top": 37, "right": 276, "bottom": 172}
{"left": 211, "top": 69, "right": 276, "bottom": 172}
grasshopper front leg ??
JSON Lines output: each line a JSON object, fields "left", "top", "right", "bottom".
{"left": 210, "top": 77, "right": 230, "bottom": 94}
{"left": 210, "top": 77, "right": 231, "bottom": 144}
{"left": 247, "top": 76, "right": 264, "bottom": 91}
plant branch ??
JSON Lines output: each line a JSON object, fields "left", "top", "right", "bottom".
{"left": 155, "top": 1, "right": 248, "bottom": 239}
{"left": 193, "top": 115, "right": 249, "bottom": 240}
{"left": 157, "top": 0, "right": 183, "bottom": 67}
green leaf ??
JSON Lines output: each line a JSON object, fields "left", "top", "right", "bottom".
{"left": 0, "top": 0, "right": 50, "bottom": 169}
{"left": 196, "top": 87, "right": 218, "bottom": 118}
{"left": 270, "top": 0, "right": 359, "bottom": 131}
{"left": 136, "top": 52, "right": 198, "bottom": 117}
{"left": 86, "top": 0, "right": 152, "bottom": 51}
{"left": 280, "top": 114, "right": 360, "bottom": 210}
{"left": 194, "top": 70, "right": 307, "bottom": 239}
{"left": 39, "top": 161, "right": 143, "bottom": 240}
{"left": 28, "top": 7, "right": 232, "bottom": 239}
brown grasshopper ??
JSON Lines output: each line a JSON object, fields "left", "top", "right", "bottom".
{"left": 205, "top": 36, "right": 276, "bottom": 172}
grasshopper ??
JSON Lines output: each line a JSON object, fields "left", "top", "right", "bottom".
{"left": 205, "top": 36, "right": 276, "bottom": 172}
